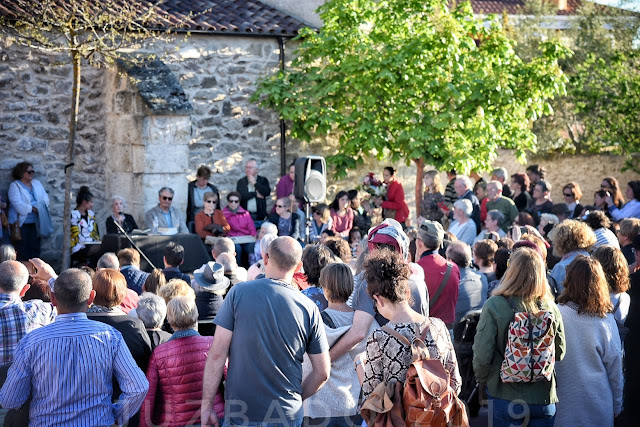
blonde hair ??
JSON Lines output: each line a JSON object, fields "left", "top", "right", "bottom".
{"left": 548, "top": 220, "right": 597, "bottom": 258}
{"left": 424, "top": 170, "right": 444, "bottom": 194}
{"left": 158, "top": 279, "right": 195, "bottom": 303}
{"left": 167, "top": 296, "right": 199, "bottom": 330}
{"left": 493, "top": 248, "right": 552, "bottom": 312}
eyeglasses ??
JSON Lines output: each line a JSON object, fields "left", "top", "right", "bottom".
{"left": 26, "top": 170, "right": 35, "bottom": 174}
{"left": 205, "top": 200, "right": 215, "bottom": 204}
{"left": 313, "top": 211, "right": 321, "bottom": 215}
{"left": 228, "top": 200, "right": 240, "bottom": 204}
{"left": 275, "top": 204, "right": 285, "bottom": 208}
{"left": 162, "top": 196, "right": 173, "bottom": 201}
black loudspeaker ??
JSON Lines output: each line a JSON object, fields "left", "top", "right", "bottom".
{"left": 294, "top": 156, "right": 326, "bottom": 202}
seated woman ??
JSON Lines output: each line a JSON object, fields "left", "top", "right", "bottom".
{"left": 358, "top": 249, "right": 461, "bottom": 400}
{"left": 308, "top": 203, "right": 333, "bottom": 243}
{"left": 141, "top": 296, "right": 224, "bottom": 427}
{"left": 70, "top": 186, "right": 101, "bottom": 267}
{"left": 447, "top": 199, "right": 476, "bottom": 245}
{"left": 267, "top": 197, "right": 300, "bottom": 240}
{"left": 105, "top": 195, "right": 138, "bottom": 234}
{"left": 606, "top": 180, "right": 640, "bottom": 221}
{"left": 330, "top": 191, "right": 354, "bottom": 238}
{"left": 195, "top": 191, "right": 230, "bottom": 241}
{"left": 222, "top": 191, "right": 256, "bottom": 267}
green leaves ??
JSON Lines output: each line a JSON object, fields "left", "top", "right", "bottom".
{"left": 254, "top": 0, "right": 568, "bottom": 177}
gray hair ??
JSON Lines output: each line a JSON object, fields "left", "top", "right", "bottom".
{"left": 540, "top": 213, "right": 559, "bottom": 225}
{"left": 158, "top": 187, "right": 174, "bottom": 197}
{"left": 217, "top": 252, "right": 237, "bottom": 273}
{"left": 0, "top": 244, "right": 16, "bottom": 263}
{"left": 260, "top": 233, "right": 279, "bottom": 258}
{"left": 167, "top": 295, "right": 199, "bottom": 331}
{"left": 0, "top": 260, "right": 29, "bottom": 293}
{"left": 456, "top": 176, "right": 473, "bottom": 191}
{"left": 488, "top": 180, "right": 503, "bottom": 192}
{"left": 136, "top": 293, "right": 167, "bottom": 330}
{"left": 491, "top": 167, "right": 508, "bottom": 181}
{"left": 110, "top": 196, "right": 126, "bottom": 209}
{"left": 260, "top": 222, "right": 278, "bottom": 236}
{"left": 446, "top": 241, "right": 472, "bottom": 268}
{"left": 53, "top": 269, "right": 93, "bottom": 311}
{"left": 213, "top": 237, "right": 235, "bottom": 258}
{"left": 487, "top": 210, "right": 506, "bottom": 227}
{"left": 454, "top": 199, "right": 473, "bottom": 217}
{"left": 268, "top": 237, "right": 303, "bottom": 271}
{"left": 97, "top": 252, "right": 119, "bottom": 270}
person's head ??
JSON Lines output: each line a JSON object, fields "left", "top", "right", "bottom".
{"left": 473, "top": 239, "right": 498, "bottom": 268}
{"left": 584, "top": 210, "right": 611, "bottom": 232}
{"left": 265, "top": 236, "right": 303, "bottom": 276}
{"left": 558, "top": 256, "right": 612, "bottom": 317}
{"left": 493, "top": 248, "right": 551, "bottom": 311}
{"left": 364, "top": 249, "right": 411, "bottom": 311}
{"left": 92, "top": 269, "right": 127, "bottom": 307}
{"left": 485, "top": 210, "right": 505, "bottom": 232}
{"left": 494, "top": 248, "right": 512, "bottom": 281}
{"left": 245, "top": 159, "right": 259, "bottom": 177}
{"left": 142, "top": 268, "right": 166, "bottom": 294}
{"left": 158, "top": 279, "right": 195, "bottom": 304}
{"left": 423, "top": 170, "right": 444, "bottom": 194}
{"left": 226, "top": 191, "right": 242, "bottom": 211}
{"left": 76, "top": 186, "right": 94, "bottom": 210}
{"left": 347, "top": 190, "right": 361, "bottom": 210}
{"left": 497, "top": 238, "right": 514, "bottom": 250}
{"left": 416, "top": 219, "right": 444, "bottom": 252}
{"left": 312, "top": 203, "right": 331, "bottom": 224}
{"left": 601, "top": 177, "right": 625, "bottom": 205}
{"left": 514, "top": 212, "right": 535, "bottom": 227}
{"left": 136, "top": 293, "right": 167, "bottom": 330}
{"left": 302, "top": 244, "right": 337, "bottom": 286}
{"left": 633, "top": 234, "right": 640, "bottom": 264}
{"left": 518, "top": 234, "right": 548, "bottom": 261}
{"left": 383, "top": 166, "right": 395, "bottom": 184}
{"left": 52, "top": 269, "right": 95, "bottom": 313}
{"left": 453, "top": 199, "right": 473, "bottom": 220}
{"left": 0, "top": 260, "right": 29, "bottom": 295}
{"left": 287, "top": 162, "right": 296, "bottom": 181}
{"left": 331, "top": 191, "right": 350, "bottom": 211}
{"left": 548, "top": 219, "right": 597, "bottom": 258}
{"left": 562, "top": 182, "right": 582, "bottom": 204}
{"left": 196, "top": 165, "right": 212, "bottom": 186}
{"left": 217, "top": 252, "right": 238, "bottom": 275}
{"left": 110, "top": 196, "right": 126, "bottom": 215}
{"left": 319, "top": 263, "right": 354, "bottom": 304}
{"left": 368, "top": 219, "right": 410, "bottom": 260}
{"left": 618, "top": 218, "right": 640, "bottom": 247}
{"left": 538, "top": 213, "right": 559, "bottom": 236}
{"left": 259, "top": 221, "right": 278, "bottom": 239}
{"left": 526, "top": 164, "right": 546, "bottom": 184}
{"left": 12, "top": 161, "right": 35, "bottom": 182}
{"left": 163, "top": 242, "right": 184, "bottom": 268}
{"left": 628, "top": 180, "right": 640, "bottom": 201}
{"left": 0, "top": 244, "right": 16, "bottom": 263}
{"left": 275, "top": 197, "right": 291, "bottom": 216}
{"left": 212, "top": 237, "right": 235, "bottom": 259}
{"left": 319, "top": 230, "right": 335, "bottom": 244}
{"left": 446, "top": 241, "right": 472, "bottom": 269}
{"left": 592, "top": 246, "right": 630, "bottom": 294}
{"left": 259, "top": 234, "right": 278, "bottom": 260}
{"left": 533, "top": 181, "right": 551, "bottom": 201}
{"left": 454, "top": 176, "right": 472, "bottom": 197}
{"left": 490, "top": 167, "right": 508, "bottom": 184}
{"left": 166, "top": 296, "right": 199, "bottom": 331}
{"left": 349, "top": 228, "right": 363, "bottom": 245}
{"left": 510, "top": 173, "right": 530, "bottom": 193}
{"left": 447, "top": 170, "right": 457, "bottom": 180}
{"left": 324, "top": 236, "right": 352, "bottom": 263}
{"left": 203, "top": 191, "right": 220, "bottom": 210}
{"left": 474, "top": 180, "right": 488, "bottom": 200}
{"left": 22, "top": 278, "right": 51, "bottom": 302}
{"left": 550, "top": 203, "right": 571, "bottom": 222}
{"left": 158, "top": 187, "right": 174, "bottom": 211}
{"left": 96, "top": 252, "right": 119, "bottom": 270}
{"left": 486, "top": 180, "right": 503, "bottom": 202}
{"left": 117, "top": 248, "right": 140, "bottom": 268}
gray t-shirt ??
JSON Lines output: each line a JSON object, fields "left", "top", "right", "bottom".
{"left": 215, "top": 278, "right": 329, "bottom": 423}
{"left": 350, "top": 266, "right": 429, "bottom": 326}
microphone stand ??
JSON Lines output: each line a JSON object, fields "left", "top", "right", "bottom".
{"left": 112, "top": 216, "right": 156, "bottom": 270}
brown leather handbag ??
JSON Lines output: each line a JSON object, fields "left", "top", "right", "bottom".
{"left": 9, "top": 221, "right": 21, "bottom": 242}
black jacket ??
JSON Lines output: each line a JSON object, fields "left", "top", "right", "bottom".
{"left": 105, "top": 213, "right": 138, "bottom": 235}
{"left": 186, "top": 180, "right": 220, "bottom": 225}
{"left": 236, "top": 175, "right": 271, "bottom": 220}
{"left": 267, "top": 212, "right": 301, "bottom": 241}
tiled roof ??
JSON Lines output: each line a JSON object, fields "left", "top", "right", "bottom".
{"left": 467, "top": 0, "right": 618, "bottom": 16}
{"left": 0, "top": 0, "right": 309, "bottom": 37}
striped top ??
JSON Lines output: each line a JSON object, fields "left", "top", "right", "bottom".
{"left": 0, "top": 313, "right": 149, "bottom": 427}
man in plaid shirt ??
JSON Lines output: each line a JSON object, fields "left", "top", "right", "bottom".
{"left": 0, "top": 261, "right": 56, "bottom": 369}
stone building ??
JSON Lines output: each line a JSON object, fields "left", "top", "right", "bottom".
{"left": 0, "top": 0, "right": 637, "bottom": 267}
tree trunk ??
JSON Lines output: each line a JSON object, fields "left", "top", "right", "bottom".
{"left": 414, "top": 158, "right": 424, "bottom": 219}
{"left": 62, "top": 48, "right": 81, "bottom": 270}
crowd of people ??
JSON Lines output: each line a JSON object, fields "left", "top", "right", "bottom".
{"left": 0, "top": 160, "right": 639, "bottom": 427}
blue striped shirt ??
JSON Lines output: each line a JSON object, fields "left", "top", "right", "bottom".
{"left": 0, "top": 312, "right": 149, "bottom": 427}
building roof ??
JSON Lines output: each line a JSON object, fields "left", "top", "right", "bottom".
{"left": 0, "top": 0, "right": 310, "bottom": 37}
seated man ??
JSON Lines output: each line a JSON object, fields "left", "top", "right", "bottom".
{"left": 212, "top": 237, "right": 248, "bottom": 281}
{"left": 0, "top": 268, "right": 148, "bottom": 426}
{"left": 217, "top": 253, "right": 245, "bottom": 289}
{"left": 145, "top": 187, "right": 188, "bottom": 234}
{"left": 162, "top": 242, "right": 191, "bottom": 283}
{"left": 117, "top": 248, "right": 150, "bottom": 295}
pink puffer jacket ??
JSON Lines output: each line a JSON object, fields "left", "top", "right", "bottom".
{"left": 140, "top": 334, "right": 224, "bottom": 427}
{"left": 223, "top": 206, "right": 257, "bottom": 237}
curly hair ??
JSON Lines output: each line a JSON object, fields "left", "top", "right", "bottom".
{"left": 158, "top": 279, "right": 195, "bottom": 304}
{"left": 558, "top": 256, "right": 612, "bottom": 317}
{"left": 584, "top": 210, "right": 611, "bottom": 231}
{"left": 364, "top": 249, "right": 411, "bottom": 303}
{"left": 548, "top": 220, "right": 597, "bottom": 258}
{"left": 302, "top": 244, "right": 337, "bottom": 287}
{"left": 591, "top": 246, "right": 630, "bottom": 293}
{"left": 324, "top": 236, "right": 352, "bottom": 263}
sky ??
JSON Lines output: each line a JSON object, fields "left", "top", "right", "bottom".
{"left": 593, "top": 0, "right": 640, "bottom": 11}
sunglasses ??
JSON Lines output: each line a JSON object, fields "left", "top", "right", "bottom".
{"left": 162, "top": 196, "right": 173, "bottom": 201}
{"left": 275, "top": 204, "right": 285, "bottom": 208}
{"left": 26, "top": 170, "right": 35, "bottom": 174}
{"left": 228, "top": 200, "right": 240, "bottom": 204}
{"left": 563, "top": 193, "right": 574, "bottom": 197}
{"left": 205, "top": 200, "right": 216, "bottom": 203}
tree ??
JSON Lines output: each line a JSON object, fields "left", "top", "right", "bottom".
{"left": 509, "top": 0, "right": 640, "bottom": 172}
{"left": 253, "top": 0, "right": 570, "bottom": 213}
{"left": 0, "top": 0, "right": 181, "bottom": 268}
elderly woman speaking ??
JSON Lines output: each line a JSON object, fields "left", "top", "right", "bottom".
{"left": 105, "top": 196, "right": 138, "bottom": 234}
{"left": 140, "top": 296, "right": 225, "bottom": 427}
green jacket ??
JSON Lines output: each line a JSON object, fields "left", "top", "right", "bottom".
{"left": 472, "top": 295, "right": 565, "bottom": 404}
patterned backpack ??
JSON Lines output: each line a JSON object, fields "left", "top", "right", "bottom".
{"left": 500, "top": 297, "right": 556, "bottom": 383}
